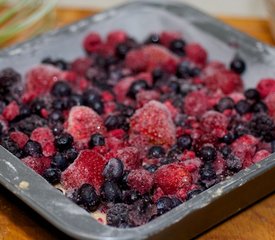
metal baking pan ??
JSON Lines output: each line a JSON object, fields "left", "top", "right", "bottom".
{"left": 1, "top": 1, "right": 275, "bottom": 239}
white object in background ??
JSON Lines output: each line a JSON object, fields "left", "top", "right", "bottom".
{"left": 57, "top": 0, "right": 267, "bottom": 18}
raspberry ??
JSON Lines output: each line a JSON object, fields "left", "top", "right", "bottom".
{"left": 107, "top": 30, "right": 128, "bottom": 47}
{"left": 30, "top": 127, "right": 56, "bottom": 157}
{"left": 71, "top": 57, "right": 92, "bottom": 76}
{"left": 61, "top": 150, "right": 107, "bottom": 191}
{"left": 125, "top": 49, "right": 147, "bottom": 71}
{"left": 252, "top": 150, "right": 270, "bottom": 163}
{"left": 21, "top": 156, "right": 51, "bottom": 175}
{"left": 152, "top": 187, "right": 165, "bottom": 203}
{"left": 205, "top": 70, "right": 243, "bottom": 94}
{"left": 65, "top": 106, "right": 106, "bottom": 146}
{"left": 2, "top": 101, "right": 20, "bottom": 121}
{"left": 256, "top": 78, "right": 275, "bottom": 98}
{"left": 160, "top": 31, "right": 181, "bottom": 47}
{"left": 25, "top": 65, "right": 62, "bottom": 100}
{"left": 130, "top": 100, "right": 176, "bottom": 146}
{"left": 105, "top": 147, "right": 142, "bottom": 170}
{"left": 10, "top": 131, "right": 29, "bottom": 149}
{"left": 265, "top": 92, "right": 275, "bottom": 119}
{"left": 185, "top": 43, "right": 207, "bottom": 66}
{"left": 127, "top": 169, "right": 154, "bottom": 194}
{"left": 83, "top": 32, "right": 102, "bottom": 53}
{"left": 183, "top": 91, "right": 209, "bottom": 117}
{"left": 201, "top": 111, "right": 228, "bottom": 138}
{"left": 203, "top": 61, "right": 226, "bottom": 77}
{"left": 155, "top": 163, "right": 192, "bottom": 194}
{"left": 136, "top": 90, "right": 160, "bottom": 107}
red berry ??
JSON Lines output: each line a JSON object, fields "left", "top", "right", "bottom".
{"left": 136, "top": 90, "right": 160, "bottom": 107}
{"left": 155, "top": 163, "right": 192, "bottom": 195}
{"left": 256, "top": 78, "right": 275, "bottom": 98}
{"left": 252, "top": 150, "right": 270, "bottom": 163}
{"left": 65, "top": 106, "right": 106, "bottom": 147}
{"left": 107, "top": 30, "right": 128, "bottom": 46}
{"left": 152, "top": 187, "right": 165, "bottom": 203}
{"left": 22, "top": 156, "right": 51, "bottom": 175}
{"left": 125, "top": 49, "right": 147, "bottom": 71}
{"left": 71, "top": 57, "right": 92, "bottom": 76}
{"left": 83, "top": 32, "right": 102, "bottom": 53}
{"left": 160, "top": 31, "right": 181, "bottom": 47}
{"left": 30, "top": 127, "right": 56, "bottom": 157}
{"left": 10, "top": 131, "right": 29, "bottom": 149}
{"left": 185, "top": 43, "right": 207, "bottom": 66}
{"left": 61, "top": 150, "right": 107, "bottom": 191}
{"left": 127, "top": 169, "right": 154, "bottom": 194}
{"left": 130, "top": 100, "right": 176, "bottom": 146}
{"left": 265, "top": 92, "right": 275, "bottom": 119}
{"left": 2, "top": 101, "right": 20, "bottom": 121}
{"left": 184, "top": 91, "right": 209, "bottom": 117}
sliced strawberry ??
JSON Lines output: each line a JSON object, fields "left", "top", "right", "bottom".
{"left": 184, "top": 91, "right": 209, "bottom": 117}
{"left": 130, "top": 100, "right": 176, "bottom": 146}
{"left": 61, "top": 150, "right": 107, "bottom": 191}
{"left": 10, "top": 131, "right": 29, "bottom": 149}
{"left": 22, "top": 156, "right": 51, "bottom": 175}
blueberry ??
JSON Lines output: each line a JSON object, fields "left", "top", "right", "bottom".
{"left": 51, "top": 153, "right": 68, "bottom": 171}
{"left": 106, "top": 203, "right": 130, "bottom": 227}
{"left": 49, "top": 111, "right": 64, "bottom": 122}
{"left": 16, "top": 115, "right": 46, "bottom": 135}
{"left": 186, "top": 189, "right": 203, "bottom": 200}
{"left": 101, "top": 181, "right": 122, "bottom": 203}
{"left": 168, "top": 81, "right": 181, "bottom": 94}
{"left": 23, "top": 140, "right": 42, "bottom": 157}
{"left": 52, "top": 98, "right": 69, "bottom": 110}
{"left": 216, "top": 97, "right": 235, "bottom": 112}
{"left": 220, "top": 132, "right": 235, "bottom": 144}
{"left": 199, "top": 146, "right": 217, "bottom": 162}
{"left": 52, "top": 124, "right": 64, "bottom": 136}
{"left": 1, "top": 137, "right": 23, "bottom": 158}
{"left": 244, "top": 88, "right": 260, "bottom": 101}
{"left": 68, "top": 94, "right": 83, "bottom": 107}
{"left": 90, "top": 100, "right": 104, "bottom": 115}
{"left": 116, "top": 43, "right": 130, "bottom": 59}
{"left": 233, "top": 123, "right": 249, "bottom": 137}
{"left": 171, "top": 197, "right": 182, "bottom": 207}
{"left": 89, "top": 133, "right": 105, "bottom": 148}
{"left": 156, "top": 197, "right": 173, "bottom": 215}
{"left": 152, "top": 68, "right": 164, "bottom": 83}
{"left": 54, "top": 59, "right": 68, "bottom": 70}
{"left": 170, "top": 39, "right": 186, "bottom": 56}
{"left": 145, "top": 33, "right": 160, "bottom": 44}
{"left": 144, "top": 164, "right": 158, "bottom": 173}
{"left": 226, "top": 154, "right": 242, "bottom": 172}
{"left": 55, "top": 133, "right": 74, "bottom": 151}
{"left": 230, "top": 57, "right": 246, "bottom": 74}
{"left": 104, "top": 115, "right": 120, "bottom": 130}
{"left": 51, "top": 81, "right": 71, "bottom": 97}
{"left": 31, "top": 99, "right": 45, "bottom": 114}
{"left": 127, "top": 80, "right": 149, "bottom": 99}
{"left": 0, "top": 68, "right": 21, "bottom": 97}
{"left": 200, "top": 164, "right": 216, "bottom": 180}
{"left": 189, "top": 67, "right": 201, "bottom": 77}
{"left": 176, "top": 61, "right": 191, "bottom": 78}
{"left": 43, "top": 168, "right": 61, "bottom": 184}
{"left": 235, "top": 100, "right": 251, "bottom": 115}
{"left": 41, "top": 57, "right": 54, "bottom": 65}
{"left": 122, "top": 190, "right": 140, "bottom": 204}
{"left": 82, "top": 90, "right": 104, "bottom": 114}
{"left": 177, "top": 134, "right": 192, "bottom": 150}
{"left": 252, "top": 101, "right": 268, "bottom": 113}
{"left": 103, "top": 158, "right": 124, "bottom": 181}
{"left": 147, "top": 146, "right": 165, "bottom": 158}
{"left": 63, "top": 147, "right": 78, "bottom": 163}
{"left": 220, "top": 145, "right": 232, "bottom": 158}
{"left": 19, "top": 105, "right": 32, "bottom": 119}
{"left": 77, "top": 184, "right": 100, "bottom": 212}
{"left": 121, "top": 105, "right": 135, "bottom": 117}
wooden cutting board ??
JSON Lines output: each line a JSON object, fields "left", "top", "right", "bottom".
{"left": 0, "top": 7, "right": 275, "bottom": 240}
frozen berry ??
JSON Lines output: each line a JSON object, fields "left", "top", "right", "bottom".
{"left": 145, "top": 33, "right": 160, "bottom": 44}
{"left": 82, "top": 90, "right": 104, "bottom": 115}
{"left": 185, "top": 43, "right": 207, "bottom": 66}
{"left": 123, "top": 190, "right": 140, "bottom": 204}
{"left": 176, "top": 61, "right": 191, "bottom": 79}
{"left": 244, "top": 89, "right": 260, "bottom": 101}
{"left": 89, "top": 133, "right": 105, "bottom": 148}
{"left": 220, "top": 145, "right": 232, "bottom": 158}
{"left": 77, "top": 184, "right": 100, "bottom": 211}
{"left": 186, "top": 189, "right": 203, "bottom": 200}
{"left": 55, "top": 133, "right": 74, "bottom": 151}
{"left": 127, "top": 80, "right": 149, "bottom": 99}
{"left": 23, "top": 140, "right": 42, "bottom": 157}
{"left": 43, "top": 168, "right": 61, "bottom": 184}
{"left": 22, "top": 156, "right": 51, "bottom": 175}
{"left": 144, "top": 164, "right": 158, "bottom": 173}
{"left": 51, "top": 81, "right": 72, "bottom": 97}
{"left": 147, "top": 146, "right": 165, "bottom": 158}
{"left": 220, "top": 132, "right": 235, "bottom": 144}
{"left": 116, "top": 43, "right": 130, "bottom": 59}
{"left": 199, "top": 146, "right": 217, "bottom": 162}
{"left": 216, "top": 97, "right": 235, "bottom": 112}
{"left": 256, "top": 78, "right": 275, "bottom": 98}
{"left": 176, "top": 135, "right": 192, "bottom": 150}
{"left": 230, "top": 57, "right": 246, "bottom": 74}
{"left": 104, "top": 115, "right": 120, "bottom": 130}
{"left": 2, "top": 101, "right": 20, "bottom": 121}
{"left": 169, "top": 39, "right": 185, "bottom": 56}
{"left": 106, "top": 203, "right": 130, "bottom": 227}
{"left": 156, "top": 197, "right": 173, "bottom": 215}
{"left": 127, "top": 169, "right": 154, "bottom": 194}
{"left": 51, "top": 153, "right": 68, "bottom": 171}
{"left": 101, "top": 181, "right": 122, "bottom": 203}
{"left": 252, "top": 101, "right": 267, "bottom": 113}
{"left": 83, "top": 32, "right": 102, "bottom": 53}
{"left": 63, "top": 147, "right": 78, "bottom": 163}
{"left": 226, "top": 154, "right": 242, "bottom": 172}
{"left": 235, "top": 100, "right": 251, "bottom": 115}
{"left": 1, "top": 137, "right": 23, "bottom": 158}
{"left": 103, "top": 158, "right": 124, "bottom": 181}
{"left": 10, "top": 131, "right": 29, "bottom": 149}
{"left": 200, "top": 164, "right": 216, "bottom": 180}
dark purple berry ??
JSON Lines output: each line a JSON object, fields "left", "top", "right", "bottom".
{"left": 1, "top": 137, "right": 23, "bottom": 158}
{"left": 51, "top": 81, "right": 72, "bottom": 97}
{"left": 144, "top": 164, "right": 158, "bottom": 173}
{"left": 200, "top": 164, "right": 216, "bottom": 180}
{"left": 55, "top": 133, "right": 74, "bottom": 151}
{"left": 43, "top": 168, "right": 61, "bottom": 184}
{"left": 77, "top": 184, "right": 100, "bottom": 212}
{"left": 177, "top": 134, "right": 192, "bottom": 150}
{"left": 176, "top": 61, "right": 191, "bottom": 78}
{"left": 103, "top": 158, "right": 124, "bottom": 181}
{"left": 216, "top": 97, "right": 235, "bottom": 112}
{"left": 244, "top": 88, "right": 260, "bottom": 101}
{"left": 230, "top": 57, "right": 246, "bottom": 74}
{"left": 106, "top": 203, "right": 130, "bottom": 227}
{"left": 101, "top": 181, "right": 122, "bottom": 203}
{"left": 186, "top": 189, "right": 203, "bottom": 200}
{"left": 145, "top": 34, "right": 160, "bottom": 44}
{"left": 89, "top": 133, "right": 105, "bottom": 148}
{"left": 156, "top": 197, "right": 173, "bottom": 215}
{"left": 226, "top": 154, "right": 242, "bottom": 172}
{"left": 220, "top": 132, "right": 235, "bottom": 144}
{"left": 51, "top": 153, "right": 68, "bottom": 171}
{"left": 220, "top": 145, "right": 232, "bottom": 158}
{"left": 116, "top": 43, "right": 130, "bottom": 59}
{"left": 63, "top": 147, "right": 78, "bottom": 163}
{"left": 147, "top": 146, "right": 165, "bottom": 158}
{"left": 199, "top": 146, "right": 217, "bottom": 162}
{"left": 31, "top": 99, "right": 45, "bottom": 114}
{"left": 127, "top": 80, "right": 149, "bottom": 99}
{"left": 123, "top": 190, "right": 140, "bottom": 204}
{"left": 152, "top": 68, "right": 164, "bottom": 83}
{"left": 171, "top": 197, "right": 182, "bottom": 207}
{"left": 68, "top": 94, "right": 83, "bottom": 107}
{"left": 235, "top": 100, "right": 251, "bottom": 115}
{"left": 49, "top": 111, "right": 64, "bottom": 122}
{"left": 170, "top": 39, "right": 185, "bottom": 56}
{"left": 54, "top": 59, "right": 68, "bottom": 70}
{"left": 252, "top": 101, "right": 268, "bottom": 113}
{"left": 83, "top": 89, "right": 104, "bottom": 114}
{"left": 23, "top": 140, "right": 42, "bottom": 157}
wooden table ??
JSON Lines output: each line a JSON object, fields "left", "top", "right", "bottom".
{"left": 1, "top": 8, "right": 275, "bottom": 240}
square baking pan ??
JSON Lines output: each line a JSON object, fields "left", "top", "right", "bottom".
{"left": 1, "top": 1, "right": 275, "bottom": 239}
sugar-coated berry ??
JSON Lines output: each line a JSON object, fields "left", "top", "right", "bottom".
{"left": 177, "top": 134, "right": 192, "bottom": 150}
{"left": 152, "top": 68, "right": 164, "bottom": 83}
{"left": 127, "top": 80, "right": 149, "bottom": 99}
{"left": 244, "top": 88, "right": 260, "bottom": 101}
{"left": 220, "top": 132, "right": 235, "bottom": 144}
{"left": 220, "top": 145, "right": 232, "bottom": 158}
{"left": 176, "top": 61, "right": 190, "bottom": 79}
{"left": 51, "top": 81, "right": 72, "bottom": 97}
{"left": 55, "top": 133, "right": 74, "bottom": 151}
{"left": 51, "top": 153, "right": 68, "bottom": 171}
{"left": 252, "top": 101, "right": 268, "bottom": 113}
{"left": 116, "top": 43, "right": 130, "bottom": 59}
{"left": 77, "top": 184, "right": 100, "bottom": 212}
{"left": 63, "top": 147, "right": 78, "bottom": 163}
{"left": 101, "top": 181, "right": 122, "bottom": 203}
{"left": 216, "top": 97, "right": 235, "bottom": 112}
{"left": 169, "top": 39, "right": 185, "bottom": 56}
{"left": 199, "top": 146, "right": 217, "bottom": 162}
{"left": 103, "top": 158, "right": 124, "bottom": 181}
{"left": 156, "top": 197, "right": 173, "bottom": 215}
{"left": 23, "top": 140, "right": 42, "bottom": 157}
{"left": 43, "top": 168, "right": 61, "bottom": 184}
{"left": 106, "top": 203, "right": 130, "bottom": 227}
{"left": 235, "top": 100, "right": 251, "bottom": 115}
{"left": 89, "top": 133, "right": 105, "bottom": 148}
{"left": 200, "top": 164, "right": 216, "bottom": 180}
{"left": 230, "top": 57, "right": 246, "bottom": 74}
{"left": 147, "top": 146, "right": 165, "bottom": 158}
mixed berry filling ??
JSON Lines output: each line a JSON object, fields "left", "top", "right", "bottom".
{"left": 0, "top": 30, "right": 275, "bottom": 228}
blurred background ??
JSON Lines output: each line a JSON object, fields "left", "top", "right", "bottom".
{"left": 0, "top": 0, "right": 274, "bottom": 47}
